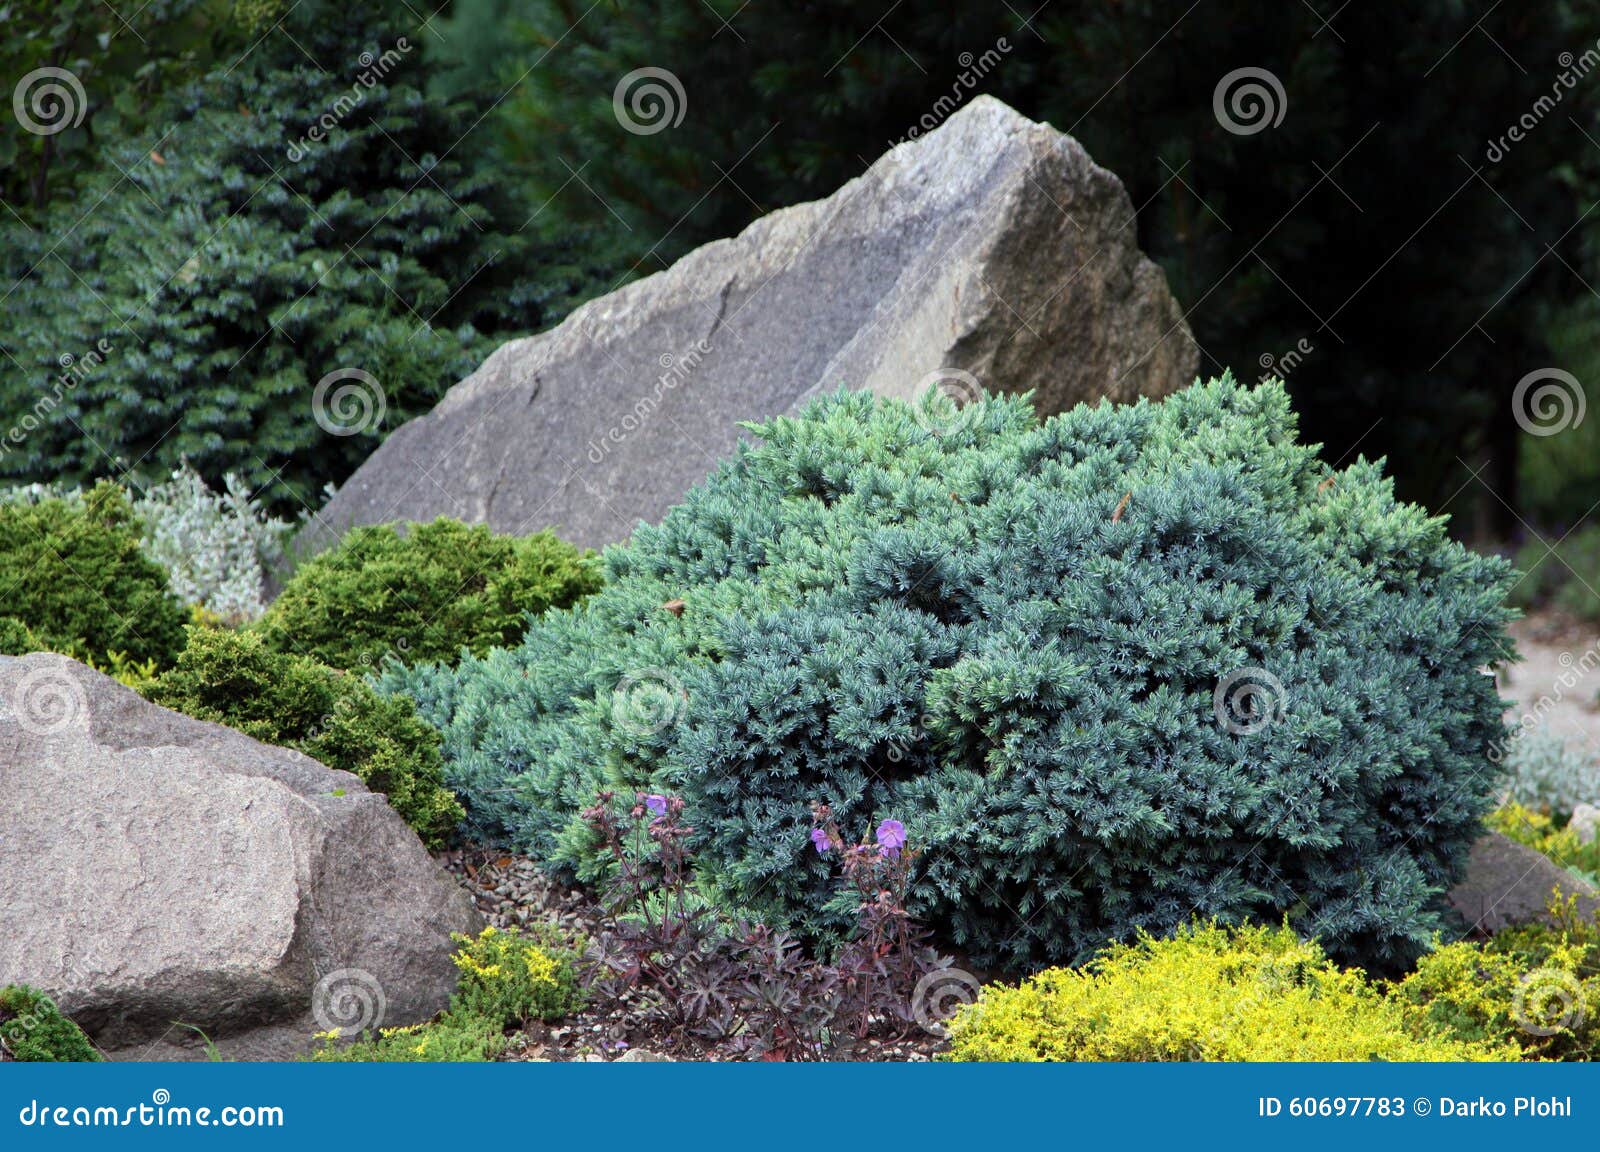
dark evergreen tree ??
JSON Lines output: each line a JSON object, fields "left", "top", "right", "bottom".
{"left": 0, "top": 0, "right": 214, "bottom": 216}
{"left": 0, "top": 1, "right": 548, "bottom": 511}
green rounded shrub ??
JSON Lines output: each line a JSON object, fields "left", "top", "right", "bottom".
{"left": 388, "top": 378, "right": 1515, "bottom": 969}
{"left": 140, "top": 627, "right": 463, "bottom": 847}
{"left": 943, "top": 923, "right": 1514, "bottom": 1062}
{"left": 0, "top": 483, "right": 187, "bottom": 668}
{"left": 260, "top": 519, "right": 600, "bottom": 671}
{"left": 0, "top": 986, "right": 100, "bottom": 1062}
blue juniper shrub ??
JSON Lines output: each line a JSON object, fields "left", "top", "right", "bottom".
{"left": 385, "top": 376, "right": 1516, "bottom": 970}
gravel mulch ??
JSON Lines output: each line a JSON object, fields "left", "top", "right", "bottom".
{"left": 437, "top": 845, "right": 949, "bottom": 1063}
{"left": 1503, "top": 613, "right": 1600, "bottom": 755}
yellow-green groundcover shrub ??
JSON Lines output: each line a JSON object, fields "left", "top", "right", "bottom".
{"left": 1393, "top": 893, "right": 1600, "bottom": 1061}
{"left": 446, "top": 925, "right": 583, "bottom": 1026}
{"left": 311, "top": 927, "right": 582, "bottom": 1062}
{"left": 946, "top": 923, "right": 1521, "bottom": 1062}
{"left": 310, "top": 1011, "right": 512, "bottom": 1063}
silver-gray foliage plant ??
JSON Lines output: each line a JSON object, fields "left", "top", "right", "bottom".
{"left": 1504, "top": 725, "right": 1600, "bottom": 814}
{"left": 135, "top": 466, "right": 288, "bottom": 623}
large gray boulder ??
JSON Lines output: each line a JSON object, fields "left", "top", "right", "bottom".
{"left": 0, "top": 653, "right": 479, "bottom": 1060}
{"left": 310, "top": 95, "right": 1197, "bottom": 551}
{"left": 1447, "top": 832, "right": 1599, "bottom": 935}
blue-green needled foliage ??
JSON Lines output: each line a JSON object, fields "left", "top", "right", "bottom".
{"left": 387, "top": 376, "right": 1516, "bottom": 971}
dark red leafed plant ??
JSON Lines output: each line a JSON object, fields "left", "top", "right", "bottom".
{"left": 580, "top": 792, "right": 731, "bottom": 1036}
{"left": 579, "top": 791, "right": 953, "bottom": 1060}
{"left": 809, "top": 803, "right": 956, "bottom": 1040}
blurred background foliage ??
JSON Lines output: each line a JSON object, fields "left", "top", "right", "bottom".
{"left": 4, "top": 0, "right": 1600, "bottom": 540}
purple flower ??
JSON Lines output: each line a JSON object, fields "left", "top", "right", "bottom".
{"left": 876, "top": 819, "right": 906, "bottom": 854}
{"left": 644, "top": 794, "right": 668, "bottom": 816}
{"left": 810, "top": 828, "right": 832, "bottom": 855}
